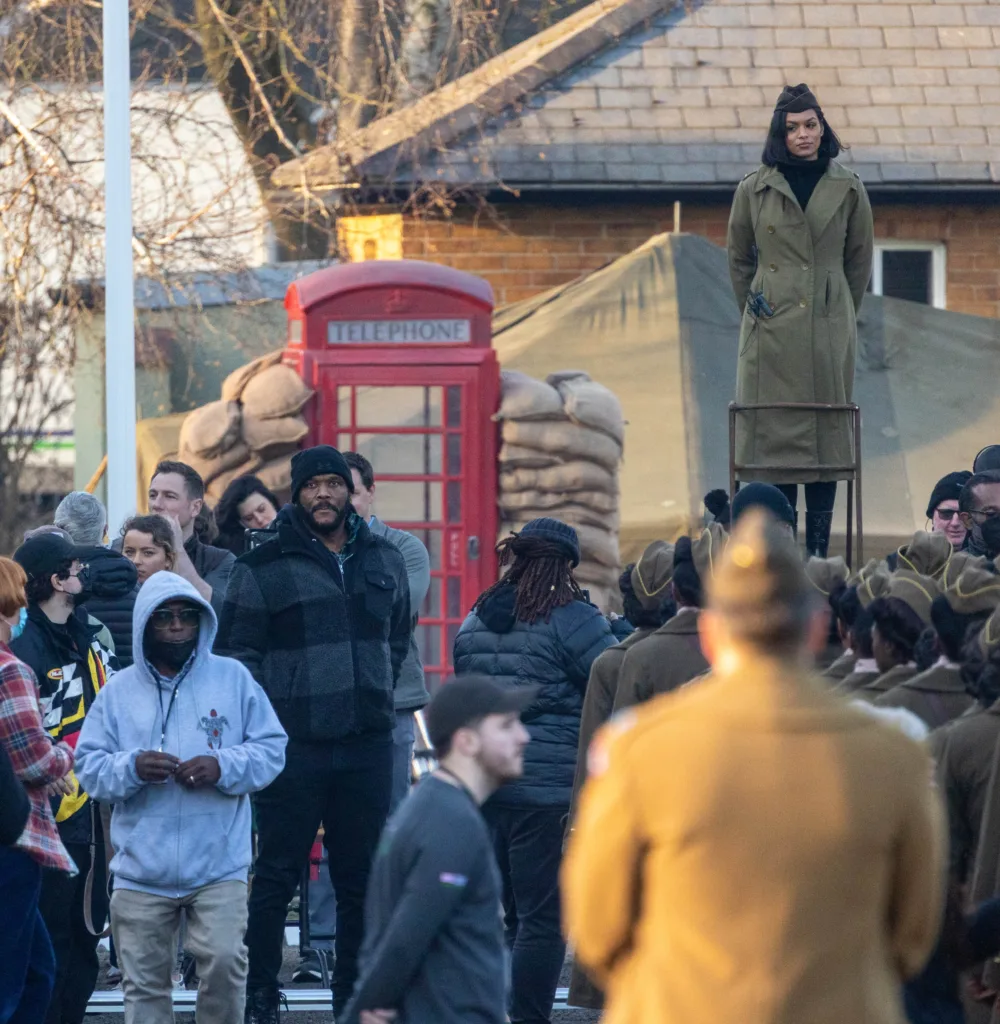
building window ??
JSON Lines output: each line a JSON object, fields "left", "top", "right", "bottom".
{"left": 869, "top": 242, "right": 946, "bottom": 309}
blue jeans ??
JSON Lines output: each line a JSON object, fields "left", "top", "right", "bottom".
{"left": 0, "top": 846, "right": 55, "bottom": 1024}
{"left": 305, "top": 712, "right": 416, "bottom": 954}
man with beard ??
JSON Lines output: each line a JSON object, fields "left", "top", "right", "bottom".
{"left": 959, "top": 470, "right": 1000, "bottom": 561}
{"left": 341, "top": 675, "right": 534, "bottom": 1024}
{"left": 215, "top": 445, "right": 411, "bottom": 1024}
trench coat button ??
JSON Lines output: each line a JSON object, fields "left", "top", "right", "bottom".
{"left": 767, "top": 225, "right": 775, "bottom": 233}
{"left": 799, "top": 299, "right": 807, "bottom": 308}
{"left": 769, "top": 263, "right": 777, "bottom": 272}
{"left": 802, "top": 264, "right": 809, "bottom": 270}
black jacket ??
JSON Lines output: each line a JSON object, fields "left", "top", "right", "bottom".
{"left": 81, "top": 548, "right": 139, "bottom": 667}
{"left": 10, "top": 606, "right": 117, "bottom": 842}
{"left": 185, "top": 535, "right": 236, "bottom": 618}
{"left": 215, "top": 505, "right": 411, "bottom": 743}
{"left": 0, "top": 741, "right": 29, "bottom": 846}
{"left": 453, "top": 587, "right": 616, "bottom": 807}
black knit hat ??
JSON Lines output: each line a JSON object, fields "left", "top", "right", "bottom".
{"left": 926, "top": 470, "right": 973, "bottom": 519}
{"left": 290, "top": 445, "right": 355, "bottom": 503}
{"left": 974, "top": 446, "right": 1000, "bottom": 474}
{"left": 517, "top": 518, "right": 580, "bottom": 567}
{"left": 775, "top": 83, "right": 822, "bottom": 116}
{"left": 731, "top": 482, "right": 796, "bottom": 531}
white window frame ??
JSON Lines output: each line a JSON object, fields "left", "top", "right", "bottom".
{"left": 871, "top": 240, "right": 947, "bottom": 309}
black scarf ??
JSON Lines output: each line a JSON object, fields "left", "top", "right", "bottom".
{"left": 778, "top": 156, "right": 829, "bottom": 211}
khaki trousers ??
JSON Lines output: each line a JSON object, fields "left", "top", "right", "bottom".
{"left": 110, "top": 880, "right": 248, "bottom": 1024}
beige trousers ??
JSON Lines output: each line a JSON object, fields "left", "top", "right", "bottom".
{"left": 110, "top": 880, "right": 249, "bottom": 1024}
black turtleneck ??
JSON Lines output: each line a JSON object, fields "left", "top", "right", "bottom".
{"left": 778, "top": 156, "right": 829, "bottom": 211}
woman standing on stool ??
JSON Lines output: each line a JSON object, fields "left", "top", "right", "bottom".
{"left": 727, "top": 83, "right": 873, "bottom": 557}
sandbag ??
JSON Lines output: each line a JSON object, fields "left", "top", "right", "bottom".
{"left": 177, "top": 440, "right": 252, "bottom": 487}
{"left": 221, "top": 349, "right": 284, "bottom": 402}
{"left": 496, "top": 370, "right": 565, "bottom": 422}
{"left": 546, "top": 370, "right": 591, "bottom": 388}
{"left": 178, "top": 401, "right": 242, "bottom": 459}
{"left": 502, "top": 419, "right": 622, "bottom": 472}
{"left": 574, "top": 560, "right": 619, "bottom": 585}
{"left": 549, "top": 504, "right": 621, "bottom": 532}
{"left": 498, "top": 490, "right": 618, "bottom": 514}
{"left": 575, "top": 524, "right": 620, "bottom": 569}
{"left": 206, "top": 455, "right": 265, "bottom": 503}
{"left": 241, "top": 364, "right": 314, "bottom": 420}
{"left": 501, "top": 461, "right": 617, "bottom": 496}
{"left": 256, "top": 455, "right": 293, "bottom": 497}
{"left": 498, "top": 444, "right": 562, "bottom": 470}
{"left": 242, "top": 414, "right": 309, "bottom": 454}
{"left": 556, "top": 377, "right": 625, "bottom": 445}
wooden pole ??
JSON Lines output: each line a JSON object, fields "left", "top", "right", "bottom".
{"left": 85, "top": 455, "right": 108, "bottom": 494}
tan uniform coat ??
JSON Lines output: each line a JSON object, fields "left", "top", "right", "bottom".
{"left": 727, "top": 161, "right": 874, "bottom": 483}
{"left": 856, "top": 663, "right": 919, "bottom": 703}
{"left": 823, "top": 649, "right": 857, "bottom": 683}
{"left": 874, "top": 663, "right": 974, "bottom": 730}
{"left": 564, "top": 661, "right": 945, "bottom": 1024}
{"left": 613, "top": 610, "right": 709, "bottom": 711}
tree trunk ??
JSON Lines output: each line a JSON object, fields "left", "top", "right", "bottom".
{"left": 335, "top": 0, "right": 385, "bottom": 138}
{"left": 395, "top": 0, "right": 452, "bottom": 106}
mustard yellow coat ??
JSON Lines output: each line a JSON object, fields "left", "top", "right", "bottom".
{"left": 727, "top": 161, "right": 874, "bottom": 484}
{"left": 563, "top": 660, "right": 944, "bottom": 1024}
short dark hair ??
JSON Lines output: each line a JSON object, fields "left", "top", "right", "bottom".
{"left": 931, "top": 594, "right": 992, "bottom": 664}
{"left": 343, "top": 451, "right": 375, "bottom": 491}
{"left": 959, "top": 470, "right": 1000, "bottom": 513}
{"left": 24, "top": 558, "right": 73, "bottom": 605}
{"left": 152, "top": 460, "right": 205, "bottom": 501}
{"left": 761, "top": 107, "right": 844, "bottom": 167}
{"left": 961, "top": 634, "right": 1000, "bottom": 708}
{"left": 850, "top": 600, "right": 875, "bottom": 658}
{"left": 671, "top": 536, "right": 703, "bottom": 608}
{"left": 215, "top": 475, "right": 281, "bottom": 539}
{"left": 432, "top": 715, "right": 484, "bottom": 760}
{"left": 914, "top": 627, "right": 940, "bottom": 672}
{"left": 870, "top": 596, "right": 925, "bottom": 663}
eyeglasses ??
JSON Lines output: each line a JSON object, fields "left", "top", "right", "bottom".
{"left": 967, "top": 508, "right": 1000, "bottom": 522}
{"left": 934, "top": 509, "right": 961, "bottom": 522}
{"left": 149, "top": 608, "right": 200, "bottom": 628}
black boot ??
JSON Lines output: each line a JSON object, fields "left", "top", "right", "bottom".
{"left": 244, "top": 988, "right": 281, "bottom": 1024}
{"left": 805, "top": 510, "right": 833, "bottom": 558}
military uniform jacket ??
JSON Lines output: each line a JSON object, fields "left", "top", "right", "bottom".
{"left": 727, "top": 161, "right": 874, "bottom": 484}
{"left": 874, "top": 662, "right": 974, "bottom": 730}
{"left": 856, "top": 663, "right": 919, "bottom": 703}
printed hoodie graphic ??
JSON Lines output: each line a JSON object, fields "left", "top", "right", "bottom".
{"left": 74, "top": 572, "right": 287, "bottom": 898}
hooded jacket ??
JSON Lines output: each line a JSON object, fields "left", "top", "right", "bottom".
{"left": 82, "top": 548, "right": 139, "bottom": 667}
{"left": 453, "top": 586, "right": 616, "bottom": 807}
{"left": 74, "top": 572, "right": 287, "bottom": 898}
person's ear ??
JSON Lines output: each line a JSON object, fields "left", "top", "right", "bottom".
{"left": 191, "top": 497, "right": 204, "bottom": 519}
{"left": 697, "top": 610, "right": 721, "bottom": 667}
{"left": 960, "top": 511, "right": 973, "bottom": 530}
{"left": 805, "top": 607, "right": 829, "bottom": 655}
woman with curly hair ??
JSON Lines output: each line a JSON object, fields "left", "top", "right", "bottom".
{"left": 454, "top": 518, "right": 615, "bottom": 1024}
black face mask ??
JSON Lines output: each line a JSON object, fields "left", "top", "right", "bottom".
{"left": 72, "top": 566, "right": 94, "bottom": 605}
{"left": 980, "top": 514, "right": 1000, "bottom": 557}
{"left": 146, "top": 635, "right": 198, "bottom": 671}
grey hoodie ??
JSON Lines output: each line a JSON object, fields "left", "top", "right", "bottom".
{"left": 75, "top": 571, "right": 287, "bottom": 898}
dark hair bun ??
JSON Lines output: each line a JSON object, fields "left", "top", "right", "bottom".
{"left": 674, "top": 535, "right": 694, "bottom": 566}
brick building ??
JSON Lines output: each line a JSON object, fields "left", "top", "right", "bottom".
{"left": 277, "top": 0, "right": 1000, "bottom": 318}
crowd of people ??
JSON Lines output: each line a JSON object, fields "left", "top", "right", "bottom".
{"left": 0, "top": 435, "right": 998, "bottom": 1024}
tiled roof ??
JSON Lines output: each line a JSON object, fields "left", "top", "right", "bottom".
{"left": 275, "top": 0, "right": 1000, "bottom": 191}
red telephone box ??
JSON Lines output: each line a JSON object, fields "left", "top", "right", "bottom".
{"left": 284, "top": 260, "right": 499, "bottom": 691}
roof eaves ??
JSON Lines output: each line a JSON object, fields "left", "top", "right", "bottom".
{"left": 272, "top": 0, "right": 674, "bottom": 190}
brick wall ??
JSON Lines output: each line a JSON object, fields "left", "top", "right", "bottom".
{"left": 400, "top": 198, "right": 1000, "bottom": 318}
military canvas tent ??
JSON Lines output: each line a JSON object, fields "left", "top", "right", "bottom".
{"left": 492, "top": 232, "right": 1000, "bottom": 561}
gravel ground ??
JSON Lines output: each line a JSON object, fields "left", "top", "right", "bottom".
{"left": 86, "top": 947, "right": 601, "bottom": 1022}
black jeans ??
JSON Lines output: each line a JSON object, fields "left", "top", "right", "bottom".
{"left": 245, "top": 735, "right": 393, "bottom": 1014}
{"left": 38, "top": 839, "right": 108, "bottom": 1024}
{"left": 483, "top": 803, "right": 568, "bottom": 1024}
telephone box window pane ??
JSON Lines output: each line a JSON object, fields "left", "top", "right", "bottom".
{"left": 337, "top": 433, "right": 353, "bottom": 452}
{"left": 446, "top": 622, "right": 460, "bottom": 661}
{"left": 425, "top": 671, "right": 445, "bottom": 697}
{"left": 882, "top": 251, "right": 932, "bottom": 305}
{"left": 355, "top": 386, "right": 442, "bottom": 427}
{"left": 354, "top": 433, "right": 442, "bottom": 475}
{"left": 419, "top": 625, "right": 442, "bottom": 666}
{"left": 377, "top": 481, "right": 442, "bottom": 523}
{"left": 447, "top": 576, "right": 462, "bottom": 618}
{"left": 337, "top": 386, "right": 353, "bottom": 426}
{"left": 289, "top": 320, "right": 302, "bottom": 344}
{"left": 446, "top": 386, "right": 462, "bottom": 427}
{"left": 447, "top": 481, "right": 462, "bottom": 523}
{"left": 447, "top": 434, "right": 462, "bottom": 476}
{"left": 411, "top": 529, "right": 443, "bottom": 570}
{"left": 422, "top": 577, "right": 441, "bottom": 618}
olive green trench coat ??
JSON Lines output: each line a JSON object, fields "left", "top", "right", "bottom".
{"left": 727, "top": 161, "right": 874, "bottom": 484}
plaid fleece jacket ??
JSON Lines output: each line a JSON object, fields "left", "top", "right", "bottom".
{"left": 0, "top": 644, "right": 76, "bottom": 872}
{"left": 215, "top": 507, "right": 411, "bottom": 743}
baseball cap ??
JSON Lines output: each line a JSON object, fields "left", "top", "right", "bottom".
{"left": 424, "top": 676, "right": 540, "bottom": 750}
{"left": 13, "top": 532, "right": 90, "bottom": 582}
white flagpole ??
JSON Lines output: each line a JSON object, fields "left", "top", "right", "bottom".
{"left": 102, "top": 0, "right": 137, "bottom": 532}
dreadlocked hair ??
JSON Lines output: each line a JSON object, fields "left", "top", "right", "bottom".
{"left": 475, "top": 533, "right": 586, "bottom": 624}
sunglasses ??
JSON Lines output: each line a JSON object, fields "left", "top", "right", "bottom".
{"left": 934, "top": 509, "right": 962, "bottom": 522}
{"left": 149, "top": 608, "right": 200, "bottom": 628}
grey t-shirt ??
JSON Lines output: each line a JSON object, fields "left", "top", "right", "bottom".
{"left": 342, "top": 775, "right": 505, "bottom": 1024}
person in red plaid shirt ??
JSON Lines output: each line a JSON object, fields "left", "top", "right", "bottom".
{"left": 0, "top": 556, "right": 76, "bottom": 1024}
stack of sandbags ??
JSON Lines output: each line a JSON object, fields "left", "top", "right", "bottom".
{"left": 496, "top": 370, "right": 624, "bottom": 612}
{"left": 177, "top": 350, "right": 314, "bottom": 504}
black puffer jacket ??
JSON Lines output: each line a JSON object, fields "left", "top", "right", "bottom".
{"left": 453, "top": 587, "right": 615, "bottom": 808}
{"left": 81, "top": 548, "right": 138, "bottom": 667}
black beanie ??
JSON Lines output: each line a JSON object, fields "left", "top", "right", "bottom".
{"left": 517, "top": 517, "right": 580, "bottom": 567}
{"left": 290, "top": 445, "right": 355, "bottom": 503}
{"left": 775, "top": 83, "right": 822, "bottom": 116}
{"left": 926, "top": 470, "right": 973, "bottom": 519}
{"left": 731, "top": 482, "right": 796, "bottom": 530}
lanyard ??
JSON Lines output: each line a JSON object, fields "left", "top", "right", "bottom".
{"left": 434, "top": 766, "right": 479, "bottom": 808}
{"left": 155, "top": 661, "right": 193, "bottom": 752}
